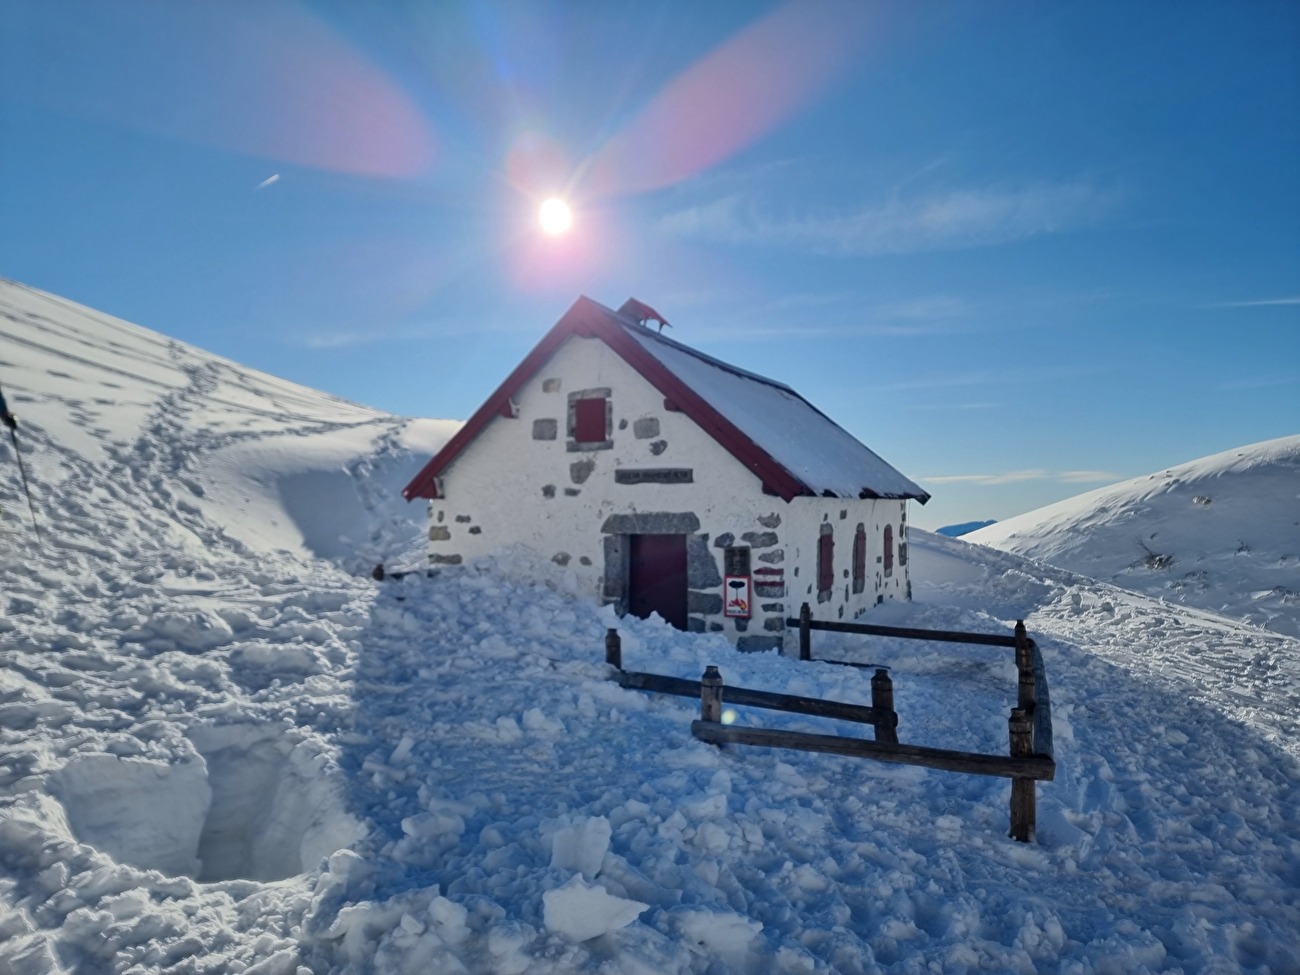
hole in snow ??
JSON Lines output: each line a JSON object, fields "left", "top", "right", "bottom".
{"left": 48, "top": 723, "right": 364, "bottom": 882}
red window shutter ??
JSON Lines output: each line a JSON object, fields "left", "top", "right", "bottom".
{"left": 853, "top": 525, "right": 866, "bottom": 591}
{"left": 818, "top": 531, "right": 834, "bottom": 593}
{"left": 574, "top": 397, "right": 607, "bottom": 443}
{"left": 883, "top": 525, "right": 894, "bottom": 574}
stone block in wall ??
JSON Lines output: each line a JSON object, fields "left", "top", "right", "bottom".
{"left": 570, "top": 458, "right": 595, "bottom": 484}
{"left": 741, "top": 531, "right": 778, "bottom": 548}
{"left": 688, "top": 617, "right": 707, "bottom": 633}
{"left": 429, "top": 553, "right": 463, "bottom": 565}
{"left": 532, "top": 418, "right": 558, "bottom": 440}
{"left": 755, "top": 582, "right": 784, "bottom": 598}
{"left": 688, "top": 591, "right": 722, "bottom": 615}
{"left": 633, "top": 417, "right": 660, "bottom": 439}
{"left": 601, "top": 512, "right": 700, "bottom": 534}
{"left": 428, "top": 525, "right": 451, "bottom": 541}
{"left": 757, "top": 513, "right": 781, "bottom": 528}
{"left": 737, "top": 635, "right": 781, "bottom": 653}
{"left": 763, "top": 617, "right": 785, "bottom": 632}
{"left": 686, "top": 535, "right": 722, "bottom": 588}
{"left": 649, "top": 440, "right": 667, "bottom": 455}
{"left": 713, "top": 532, "right": 735, "bottom": 548}
{"left": 758, "top": 549, "right": 784, "bottom": 563}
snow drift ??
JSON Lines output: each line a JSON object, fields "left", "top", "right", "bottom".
{"left": 1, "top": 280, "right": 1297, "bottom": 974}
{"left": 969, "top": 436, "right": 1300, "bottom": 637}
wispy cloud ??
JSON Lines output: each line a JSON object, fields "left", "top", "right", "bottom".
{"left": 660, "top": 180, "right": 1119, "bottom": 256}
{"left": 904, "top": 401, "right": 1003, "bottom": 411}
{"left": 255, "top": 174, "right": 281, "bottom": 190}
{"left": 296, "top": 317, "right": 527, "bottom": 350}
{"left": 1217, "top": 375, "right": 1300, "bottom": 391}
{"left": 922, "top": 469, "right": 1120, "bottom": 486}
{"left": 685, "top": 291, "right": 978, "bottom": 341}
{"left": 1206, "top": 296, "right": 1300, "bottom": 308}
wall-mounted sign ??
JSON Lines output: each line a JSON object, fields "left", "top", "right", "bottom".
{"left": 615, "top": 468, "right": 694, "bottom": 485}
{"left": 724, "top": 575, "right": 751, "bottom": 618}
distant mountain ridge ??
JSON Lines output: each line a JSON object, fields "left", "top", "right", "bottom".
{"left": 969, "top": 436, "right": 1300, "bottom": 637}
{"left": 935, "top": 520, "right": 997, "bottom": 538}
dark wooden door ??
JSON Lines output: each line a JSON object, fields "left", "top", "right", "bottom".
{"left": 628, "top": 534, "right": 688, "bottom": 630}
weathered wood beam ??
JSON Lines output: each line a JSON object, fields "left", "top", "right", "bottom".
{"left": 1030, "top": 643, "right": 1055, "bottom": 761}
{"left": 783, "top": 617, "right": 1018, "bottom": 648}
{"left": 691, "top": 721, "right": 1056, "bottom": 781}
{"left": 616, "top": 670, "right": 883, "bottom": 726}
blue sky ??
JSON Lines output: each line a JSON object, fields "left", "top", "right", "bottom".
{"left": 2, "top": 0, "right": 1296, "bottom": 529}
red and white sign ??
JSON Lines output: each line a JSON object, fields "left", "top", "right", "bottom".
{"left": 724, "top": 575, "right": 751, "bottom": 618}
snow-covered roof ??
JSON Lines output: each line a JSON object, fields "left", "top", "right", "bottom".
{"left": 404, "top": 296, "right": 929, "bottom": 503}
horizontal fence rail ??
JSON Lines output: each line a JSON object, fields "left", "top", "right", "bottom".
{"left": 614, "top": 670, "right": 887, "bottom": 728}
{"left": 605, "top": 602, "right": 1057, "bottom": 844}
{"left": 690, "top": 721, "right": 1056, "bottom": 781}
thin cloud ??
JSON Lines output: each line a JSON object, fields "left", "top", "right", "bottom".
{"left": 256, "top": 174, "right": 281, "bottom": 190}
{"left": 904, "top": 401, "right": 1002, "bottom": 411}
{"left": 1206, "top": 296, "right": 1300, "bottom": 308}
{"left": 1217, "top": 375, "right": 1300, "bottom": 391}
{"left": 297, "top": 318, "right": 526, "bottom": 349}
{"left": 922, "top": 469, "right": 1120, "bottom": 486}
{"left": 660, "top": 180, "right": 1119, "bottom": 255}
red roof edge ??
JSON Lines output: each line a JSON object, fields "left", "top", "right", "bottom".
{"left": 403, "top": 296, "right": 812, "bottom": 502}
{"left": 402, "top": 296, "right": 598, "bottom": 500}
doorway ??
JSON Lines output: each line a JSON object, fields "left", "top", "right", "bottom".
{"left": 628, "top": 533, "right": 688, "bottom": 630}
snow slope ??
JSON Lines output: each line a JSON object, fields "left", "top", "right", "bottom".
{"left": 1, "top": 280, "right": 1298, "bottom": 974}
{"left": 968, "top": 437, "right": 1300, "bottom": 638}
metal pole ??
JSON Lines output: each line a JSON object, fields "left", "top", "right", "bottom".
{"left": 8, "top": 426, "right": 41, "bottom": 546}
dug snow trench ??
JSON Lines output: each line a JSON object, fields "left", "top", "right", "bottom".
{"left": 48, "top": 722, "right": 363, "bottom": 882}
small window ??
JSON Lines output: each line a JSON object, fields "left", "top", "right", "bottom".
{"left": 817, "top": 529, "right": 834, "bottom": 600}
{"left": 574, "top": 397, "right": 607, "bottom": 443}
{"left": 852, "top": 524, "right": 866, "bottom": 594}
{"left": 883, "top": 524, "right": 894, "bottom": 576}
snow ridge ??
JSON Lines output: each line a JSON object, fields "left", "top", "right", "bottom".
{"left": 969, "top": 435, "right": 1300, "bottom": 637}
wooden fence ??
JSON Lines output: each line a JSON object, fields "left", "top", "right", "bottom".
{"left": 606, "top": 605, "right": 1056, "bottom": 843}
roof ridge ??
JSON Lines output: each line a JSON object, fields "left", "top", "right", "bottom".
{"left": 611, "top": 308, "right": 799, "bottom": 397}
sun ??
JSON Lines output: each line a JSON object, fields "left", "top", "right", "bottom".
{"left": 538, "top": 197, "right": 573, "bottom": 236}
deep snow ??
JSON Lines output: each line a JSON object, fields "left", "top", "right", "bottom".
{"left": 968, "top": 437, "right": 1300, "bottom": 639}
{"left": 1, "top": 280, "right": 1297, "bottom": 974}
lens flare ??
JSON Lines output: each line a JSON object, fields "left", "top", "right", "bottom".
{"left": 538, "top": 197, "right": 573, "bottom": 235}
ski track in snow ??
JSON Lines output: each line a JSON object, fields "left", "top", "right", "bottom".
{"left": 1, "top": 280, "right": 1298, "bottom": 974}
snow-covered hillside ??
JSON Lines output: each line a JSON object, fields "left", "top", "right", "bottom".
{"left": 2, "top": 280, "right": 1298, "bottom": 974}
{"left": 968, "top": 437, "right": 1300, "bottom": 638}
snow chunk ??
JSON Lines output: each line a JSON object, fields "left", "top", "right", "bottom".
{"left": 542, "top": 876, "right": 648, "bottom": 942}
{"left": 549, "top": 816, "right": 611, "bottom": 880}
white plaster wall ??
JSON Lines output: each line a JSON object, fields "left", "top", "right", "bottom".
{"left": 780, "top": 497, "right": 910, "bottom": 650}
{"left": 425, "top": 334, "right": 913, "bottom": 652}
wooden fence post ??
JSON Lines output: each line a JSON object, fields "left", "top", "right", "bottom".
{"left": 700, "top": 666, "right": 723, "bottom": 723}
{"left": 870, "top": 668, "right": 899, "bottom": 744}
{"left": 1009, "top": 707, "right": 1035, "bottom": 842}
{"left": 1014, "top": 620, "right": 1031, "bottom": 672}
{"left": 1018, "top": 660, "right": 1037, "bottom": 711}
{"left": 799, "top": 603, "right": 812, "bottom": 661}
{"left": 605, "top": 629, "right": 622, "bottom": 670}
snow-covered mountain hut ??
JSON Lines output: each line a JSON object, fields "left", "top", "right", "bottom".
{"left": 403, "top": 296, "right": 930, "bottom": 652}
